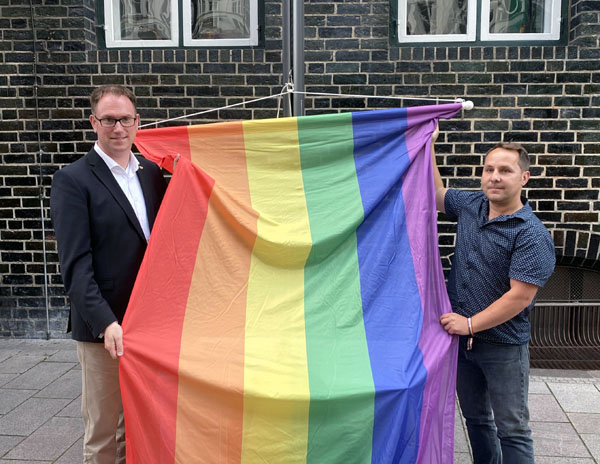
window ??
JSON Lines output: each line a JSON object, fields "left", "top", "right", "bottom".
{"left": 395, "top": 0, "right": 563, "bottom": 44}
{"left": 481, "top": 0, "right": 561, "bottom": 41}
{"left": 104, "top": 0, "right": 179, "bottom": 47}
{"left": 399, "top": 0, "right": 477, "bottom": 42}
{"left": 102, "top": 0, "right": 259, "bottom": 48}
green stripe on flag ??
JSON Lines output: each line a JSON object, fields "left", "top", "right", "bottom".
{"left": 298, "top": 113, "right": 375, "bottom": 463}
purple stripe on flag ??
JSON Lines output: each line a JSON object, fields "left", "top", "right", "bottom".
{"left": 404, "top": 103, "right": 462, "bottom": 463}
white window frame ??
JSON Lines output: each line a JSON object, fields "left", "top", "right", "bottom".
{"left": 396, "top": 0, "right": 562, "bottom": 43}
{"left": 103, "top": 0, "right": 259, "bottom": 48}
{"left": 183, "top": 0, "right": 259, "bottom": 47}
{"left": 480, "top": 0, "right": 562, "bottom": 41}
{"left": 397, "top": 0, "right": 477, "bottom": 42}
{"left": 104, "top": 0, "right": 179, "bottom": 48}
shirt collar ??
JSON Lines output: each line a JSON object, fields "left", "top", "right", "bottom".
{"left": 481, "top": 195, "right": 533, "bottom": 224}
{"left": 94, "top": 142, "right": 139, "bottom": 175}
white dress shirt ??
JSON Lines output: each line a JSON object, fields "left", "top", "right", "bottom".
{"left": 94, "top": 143, "right": 151, "bottom": 241}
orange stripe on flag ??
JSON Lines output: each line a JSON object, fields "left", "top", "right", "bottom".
{"left": 175, "top": 122, "right": 258, "bottom": 463}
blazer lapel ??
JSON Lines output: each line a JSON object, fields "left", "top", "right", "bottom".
{"left": 87, "top": 149, "right": 147, "bottom": 243}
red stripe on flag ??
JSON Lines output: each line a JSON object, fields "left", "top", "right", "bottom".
{"left": 135, "top": 125, "right": 191, "bottom": 173}
{"left": 121, "top": 129, "right": 214, "bottom": 463}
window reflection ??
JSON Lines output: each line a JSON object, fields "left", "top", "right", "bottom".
{"left": 119, "top": 0, "right": 172, "bottom": 40}
{"left": 406, "top": 0, "right": 468, "bottom": 35}
{"left": 191, "top": 0, "right": 250, "bottom": 39}
{"left": 489, "top": 0, "right": 548, "bottom": 33}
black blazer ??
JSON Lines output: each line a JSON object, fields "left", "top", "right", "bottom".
{"left": 50, "top": 148, "right": 167, "bottom": 342}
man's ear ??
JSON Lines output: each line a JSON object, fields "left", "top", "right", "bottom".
{"left": 522, "top": 170, "right": 531, "bottom": 186}
{"left": 89, "top": 114, "right": 98, "bottom": 133}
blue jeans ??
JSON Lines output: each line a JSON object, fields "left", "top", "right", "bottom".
{"left": 456, "top": 336, "right": 534, "bottom": 464}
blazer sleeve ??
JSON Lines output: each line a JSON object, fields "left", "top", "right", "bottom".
{"left": 50, "top": 168, "right": 117, "bottom": 338}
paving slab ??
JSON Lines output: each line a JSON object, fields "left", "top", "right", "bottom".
{"left": 568, "top": 413, "right": 600, "bottom": 434}
{"left": 0, "top": 350, "right": 19, "bottom": 364}
{"left": 535, "top": 458, "right": 596, "bottom": 463}
{"left": 531, "top": 421, "right": 592, "bottom": 459}
{"left": 0, "top": 388, "right": 36, "bottom": 415}
{"left": 0, "top": 355, "right": 45, "bottom": 375}
{"left": 454, "top": 452, "right": 472, "bottom": 463}
{"left": 532, "top": 369, "right": 597, "bottom": 379}
{"left": 0, "top": 374, "right": 16, "bottom": 388}
{"left": 454, "top": 414, "right": 470, "bottom": 454}
{"left": 548, "top": 383, "right": 600, "bottom": 414}
{"left": 530, "top": 380, "right": 551, "bottom": 394}
{"left": 0, "top": 435, "right": 24, "bottom": 456}
{"left": 35, "top": 369, "right": 81, "bottom": 399}
{"left": 581, "top": 434, "right": 600, "bottom": 461}
{"left": 56, "top": 397, "right": 81, "bottom": 418}
{"left": 0, "top": 340, "right": 27, "bottom": 347}
{"left": 46, "top": 349, "right": 79, "bottom": 364}
{"left": 0, "top": 397, "right": 70, "bottom": 436}
{"left": 0, "top": 460, "right": 52, "bottom": 463}
{"left": 55, "top": 437, "right": 83, "bottom": 464}
{"left": 529, "top": 393, "right": 568, "bottom": 422}
{"left": 11, "top": 340, "right": 73, "bottom": 356}
{"left": 4, "top": 417, "right": 82, "bottom": 461}
{"left": 3, "top": 362, "right": 75, "bottom": 390}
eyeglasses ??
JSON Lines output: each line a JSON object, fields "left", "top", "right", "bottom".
{"left": 93, "top": 115, "right": 137, "bottom": 128}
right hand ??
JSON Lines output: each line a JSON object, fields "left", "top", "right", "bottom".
{"left": 173, "top": 154, "right": 181, "bottom": 171}
{"left": 104, "top": 321, "right": 123, "bottom": 359}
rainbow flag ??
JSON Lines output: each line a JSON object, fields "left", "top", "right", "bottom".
{"left": 121, "top": 104, "right": 461, "bottom": 464}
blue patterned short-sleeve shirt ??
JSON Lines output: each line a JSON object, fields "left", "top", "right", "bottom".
{"left": 444, "top": 189, "right": 556, "bottom": 344}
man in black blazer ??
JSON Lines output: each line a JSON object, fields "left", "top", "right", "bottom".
{"left": 50, "top": 85, "right": 166, "bottom": 464}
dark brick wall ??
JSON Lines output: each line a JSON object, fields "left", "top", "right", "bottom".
{"left": 1, "top": 0, "right": 599, "bottom": 337}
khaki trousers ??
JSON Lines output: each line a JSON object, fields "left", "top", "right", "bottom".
{"left": 77, "top": 342, "right": 126, "bottom": 464}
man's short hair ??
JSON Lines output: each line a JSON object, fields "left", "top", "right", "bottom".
{"left": 90, "top": 85, "right": 137, "bottom": 113}
{"left": 485, "top": 142, "right": 530, "bottom": 172}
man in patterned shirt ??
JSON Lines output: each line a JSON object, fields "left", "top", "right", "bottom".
{"left": 433, "top": 127, "right": 555, "bottom": 463}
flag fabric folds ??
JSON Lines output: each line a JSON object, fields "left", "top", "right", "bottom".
{"left": 121, "top": 103, "right": 461, "bottom": 464}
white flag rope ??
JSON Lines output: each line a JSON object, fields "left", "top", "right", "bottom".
{"left": 139, "top": 85, "right": 474, "bottom": 129}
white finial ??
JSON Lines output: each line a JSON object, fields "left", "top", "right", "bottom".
{"left": 462, "top": 100, "right": 474, "bottom": 110}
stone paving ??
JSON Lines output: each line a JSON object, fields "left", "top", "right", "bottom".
{"left": 0, "top": 338, "right": 599, "bottom": 463}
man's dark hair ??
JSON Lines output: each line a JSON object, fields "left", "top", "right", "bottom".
{"left": 90, "top": 85, "right": 137, "bottom": 113}
{"left": 485, "top": 142, "right": 530, "bottom": 172}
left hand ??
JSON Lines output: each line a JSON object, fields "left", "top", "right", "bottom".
{"left": 439, "top": 313, "right": 469, "bottom": 335}
{"left": 432, "top": 124, "right": 440, "bottom": 143}
{"left": 104, "top": 321, "right": 124, "bottom": 359}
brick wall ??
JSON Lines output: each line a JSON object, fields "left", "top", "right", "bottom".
{"left": 1, "top": 0, "right": 599, "bottom": 337}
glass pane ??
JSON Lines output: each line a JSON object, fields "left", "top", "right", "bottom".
{"left": 489, "top": 0, "right": 549, "bottom": 33}
{"left": 119, "top": 0, "right": 172, "bottom": 40}
{"left": 191, "top": 0, "right": 250, "bottom": 39}
{"left": 406, "top": 0, "right": 469, "bottom": 35}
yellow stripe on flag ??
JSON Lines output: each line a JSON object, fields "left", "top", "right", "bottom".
{"left": 241, "top": 118, "right": 312, "bottom": 462}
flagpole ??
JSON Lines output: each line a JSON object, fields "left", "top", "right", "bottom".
{"left": 282, "top": 0, "right": 292, "bottom": 117}
{"left": 292, "top": 0, "right": 304, "bottom": 116}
